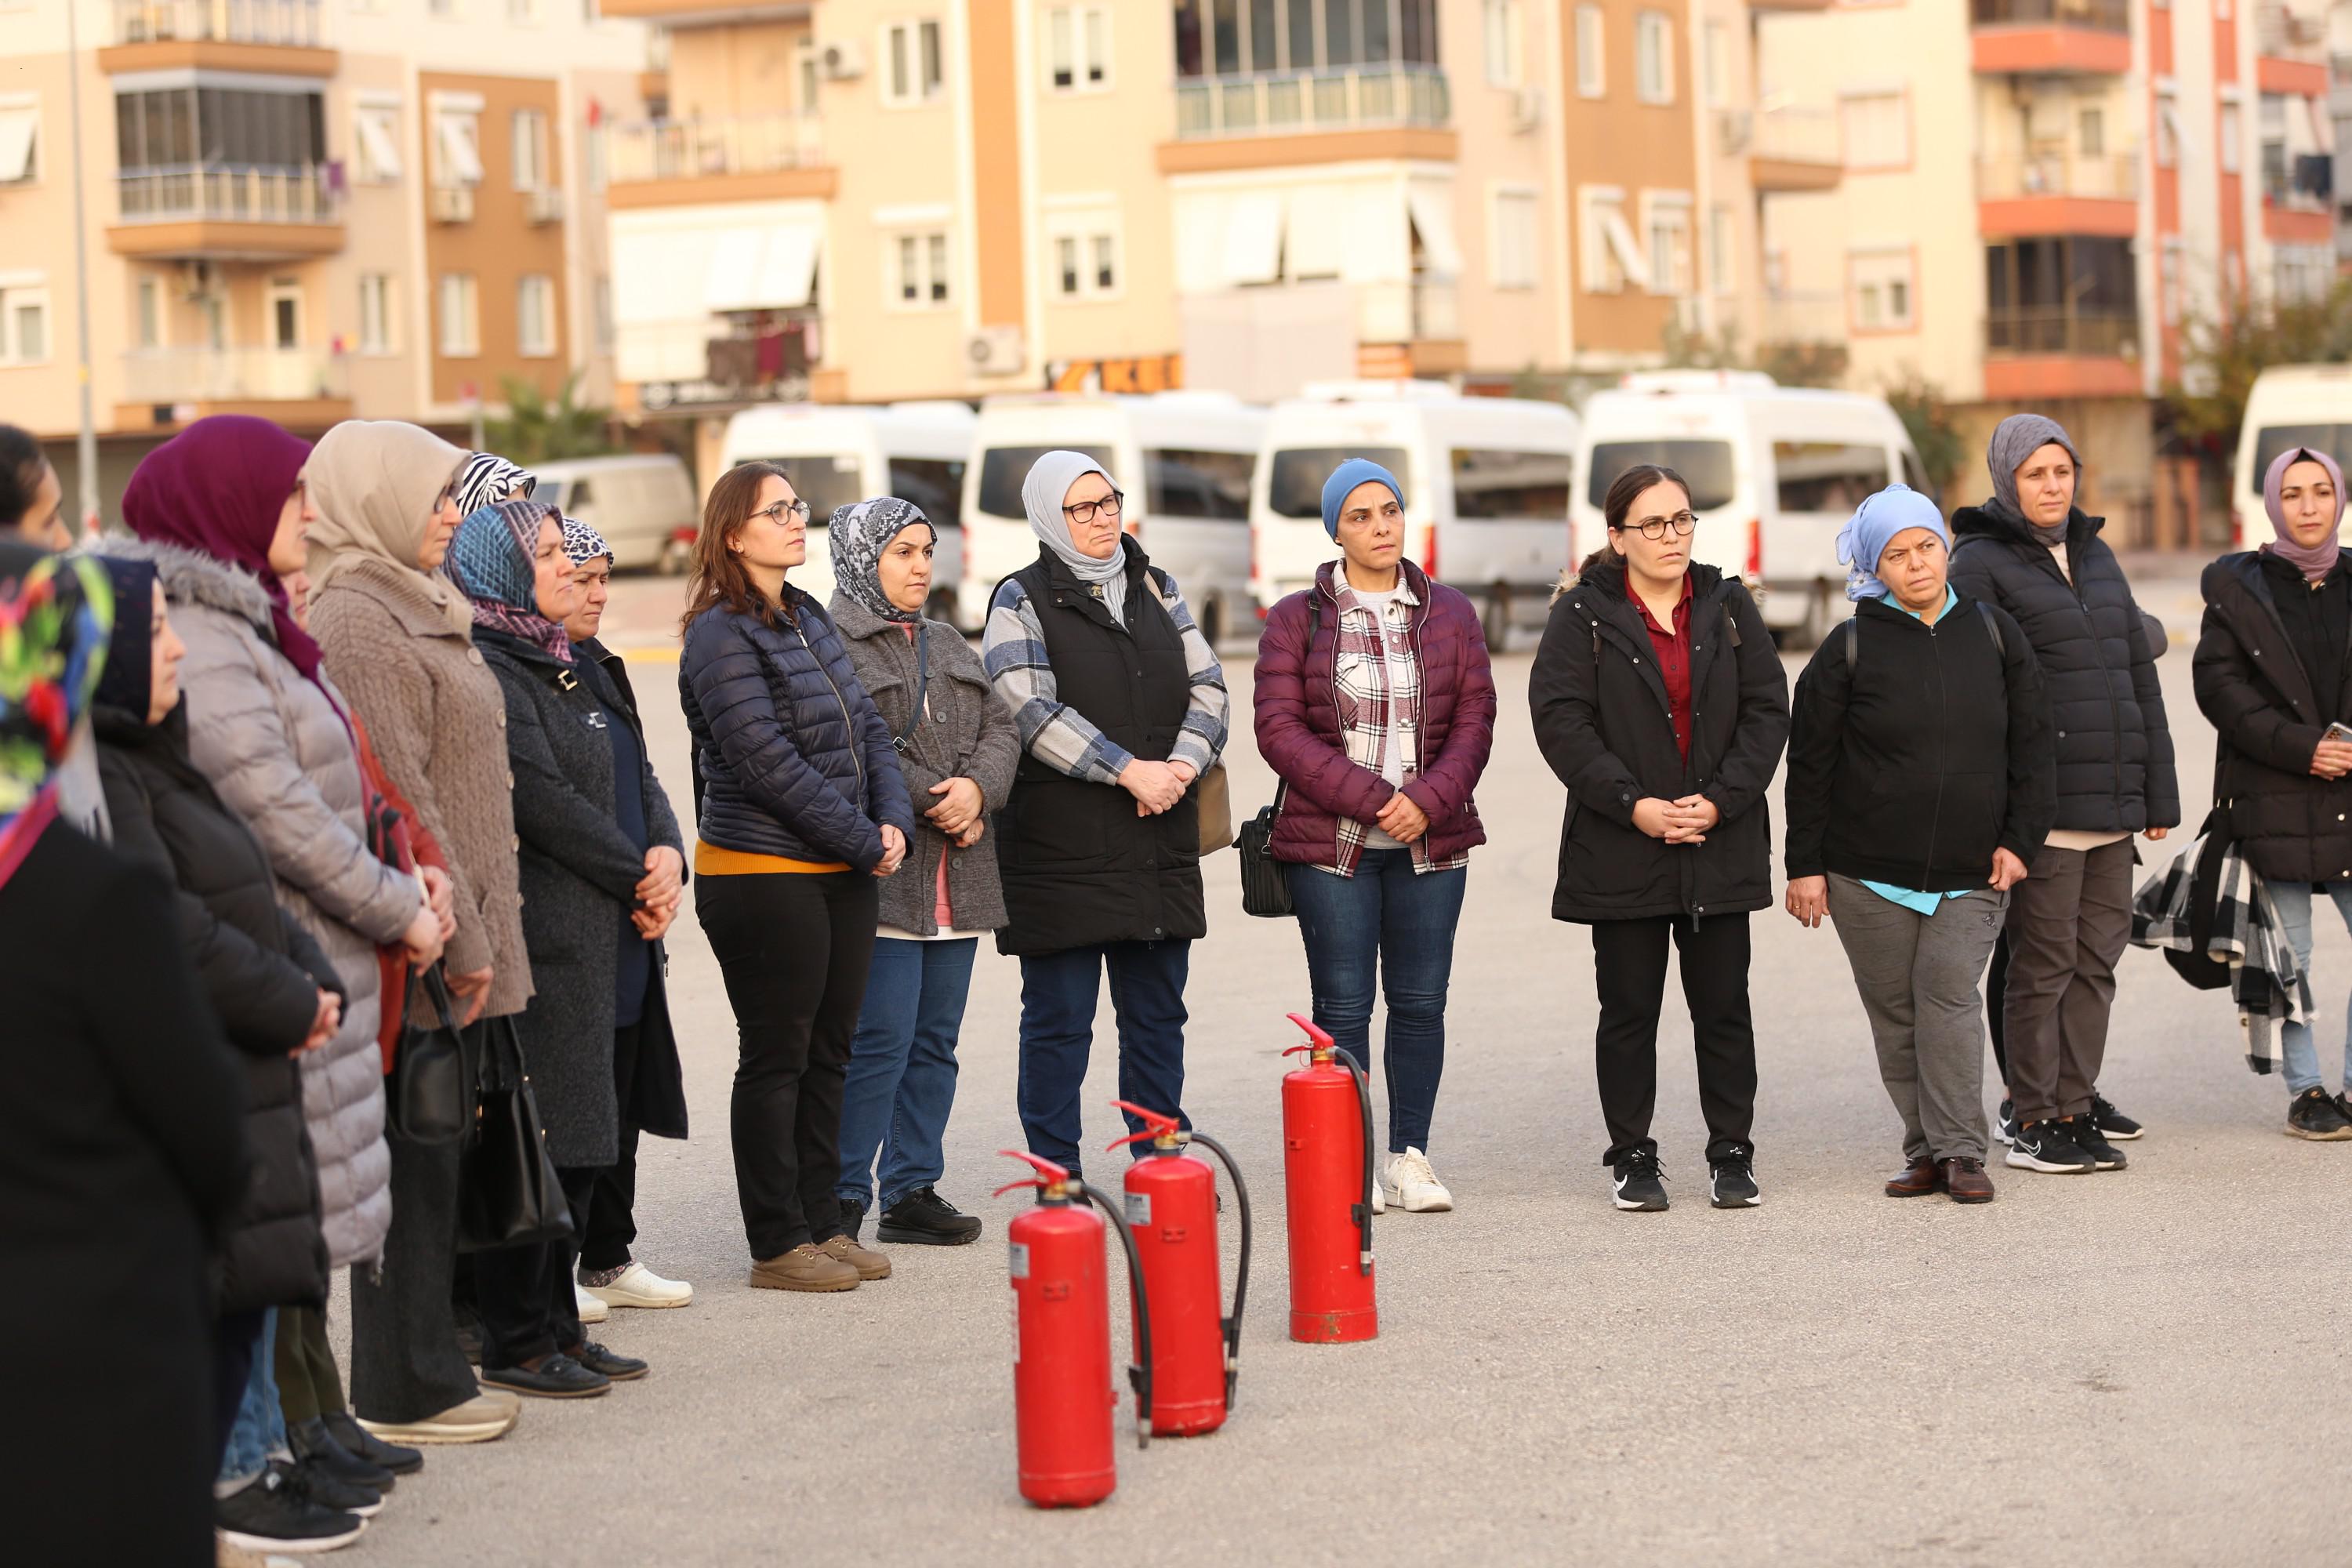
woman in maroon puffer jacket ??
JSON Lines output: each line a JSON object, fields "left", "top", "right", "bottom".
{"left": 1252, "top": 458, "right": 1496, "bottom": 1214}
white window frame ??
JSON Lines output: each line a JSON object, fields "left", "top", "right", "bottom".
{"left": 136, "top": 274, "right": 163, "bottom": 350}
{"left": 592, "top": 273, "right": 614, "bottom": 353}
{"left": 517, "top": 273, "right": 556, "bottom": 358}
{"left": 1044, "top": 5, "right": 1112, "bottom": 94}
{"left": 2159, "top": 237, "right": 2183, "bottom": 326}
{"left": 511, "top": 107, "right": 550, "bottom": 193}
{"left": 1639, "top": 191, "right": 1691, "bottom": 296}
{"left": 266, "top": 277, "right": 303, "bottom": 350}
{"left": 1848, "top": 245, "right": 1917, "bottom": 333}
{"left": 1634, "top": 11, "right": 1673, "bottom": 107}
{"left": 1483, "top": 0, "right": 1523, "bottom": 89}
{"left": 1579, "top": 186, "right": 1640, "bottom": 295}
{"left": 1574, "top": 5, "right": 1605, "bottom": 100}
{"left": 2219, "top": 92, "right": 2242, "bottom": 176}
{"left": 431, "top": 107, "right": 485, "bottom": 187}
{"left": 1840, "top": 88, "right": 1911, "bottom": 171}
{"left": 1702, "top": 20, "right": 1726, "bottom": 108}
{"left": 0, "top": 101, "right": 42, "bottom": 186}
{"left": 0, "top": 285, "right": 52, "bottom": 367}
{"left": 358, "top": 273, "right": 397, "bottom": 354}
{"left": 885, "top": 227, "right": 954, "bottom": 310}
{"left": 797, "top": 42, "right": 822, "bottom": 117}
{"left": 1045, "top": 204, "right": 1123, "bottom": 301}
{"left": 1489, "top": 183, "right": 1539, "bottom": 291}
{"left": 438, "top": 272, "right": 480, "bottom": 357}
{"left": 1708, "top": 203, "right": 1733, "bottom": 296}
{"left": 2154, "top": 85, "right": 2180, "bottom": 169}
{"left": 352, "top": 102, "right": 402, "bottom": 185}
{"left": 882, "top": 19, "right": 947, "bottom": 108}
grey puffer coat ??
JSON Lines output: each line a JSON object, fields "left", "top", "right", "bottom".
{"left": 116, "top": 537, "right": 419, "bottom": 1270}
{"left": 829, "top": 592, "right": 1018, "bottom": 935}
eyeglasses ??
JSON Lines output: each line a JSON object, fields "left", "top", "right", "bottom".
{"left": 1062, "top": 490, "right": 1123, "bottom": 526}
{"left": 1617, "top": 511, "right": 1698, "bottom": 541}
{"left": 753, "top": 497, "right": 812, "bottom": 528}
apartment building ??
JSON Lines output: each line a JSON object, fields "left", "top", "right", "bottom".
{"left": 0, "top": 0, "right": 644, "bottom": 514}
{"left": 1752, "top": 0, "right": 2337, "bottom": 530}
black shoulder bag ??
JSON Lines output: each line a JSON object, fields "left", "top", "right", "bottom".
{"left": 457, "top": 1013, "right": 575, "bottom": 1252}
{"left": 388, "top": 965, "right": 470, "bottom": 1145}
{"left": 891, "top": 621, "right": 929, "bottom": 753}
{"left": 1238, "top": 594, "right": 1320, "bottom": 918}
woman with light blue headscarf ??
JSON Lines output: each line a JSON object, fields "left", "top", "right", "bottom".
{"left": 1782, "top": 483, "right": 2056, "bottom": 1205}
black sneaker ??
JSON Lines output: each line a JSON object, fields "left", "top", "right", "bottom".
{"left": 480, "top": 1352, "right": 612, "bottom": 1399}
{"left": 1611, "top": 1149, "right": 1669, "bottom": 1211}
{"left": 839, "top": 1198, "right": 866, "bottom": 1243}
{"left": 280, "top": 1456, "right": 385, "bottom": 1519}
{"left": 322, "top": 1410, "right": 422, "bottom": 1476}
{"left": 2286, "top": 1086, "right": 2352, "bottom": 1140}
{"left": 568, "top": 1340, "right": 649, "bottom": 1381}
{"left": 878, "top": 1185, "right": 985, "bottom": 1245}
{"left": 1708, "top": 1146, "right": 1761, "bottom": 1208}
{"left": 2006, "top": 1117, "right": 2096, "bottom": 1173}
{"left": 289, "top": 1415, "right": 394, "bottom": 1494}
{"left": 2072, "top": 1116, "right": 2128, "bottom": 1171}
{"left": 215, "top": 1465, "right": 365, "bottom": 1553}
{"left": 1994, "top": 1098, "right": 2020, "bottom": 1146}
{"left": 2088, "top": 1090, "right": 2143, "bottom": 1140}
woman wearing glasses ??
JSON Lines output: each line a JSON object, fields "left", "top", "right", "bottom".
{"left": 1530, "top": 463, "right": 1790, "bottom": 1213}
{"left": 982, "top": 451, "right": 1229, "bottom": 1176}
{"left": 680, "top": 463, "right": 913, "bottom": 1294}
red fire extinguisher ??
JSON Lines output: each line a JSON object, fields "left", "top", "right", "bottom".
{"left": 994, "top": 1149, "right": 1154, "bottom": 1508}
{"left": 1281, "top": 1012, "right": 1377, "bottom": 1344}
{"left": 1106, "top": 1100, "right": 1252, "bottom": 1437}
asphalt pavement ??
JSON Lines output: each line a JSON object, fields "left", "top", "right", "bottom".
{"left": 331, "top": 561, "right": 2350, "bottom": 1567}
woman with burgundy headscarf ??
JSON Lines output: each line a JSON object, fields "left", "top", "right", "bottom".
{"left": 2194, "top": 445, "right": 2352, "bottom": 1138}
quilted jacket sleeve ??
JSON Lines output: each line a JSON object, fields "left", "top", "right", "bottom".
{"left": 1528, "top": 594, "right": 1645, "bottom": 826}
{"left": 1252, "top": 592, "right": 1392, "bottom": 823}
{"left": 1402, "top": 591, "right": 1497, "bottom": 824}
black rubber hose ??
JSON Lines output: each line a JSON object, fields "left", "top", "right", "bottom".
{"left": 1080, "top": 1180, "right": 1152, "bottom": 1450}
{"left": 1330, "top": 1047, "right": 1376, "bottom": 1275}
{"left": 1184, "top": 1131, "right": 1250, "bottom": 1410}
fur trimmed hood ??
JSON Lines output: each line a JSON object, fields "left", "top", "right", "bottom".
{"left": 85, "top": 535, "right": 277, "bottom": 640}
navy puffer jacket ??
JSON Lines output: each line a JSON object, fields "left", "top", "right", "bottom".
{"left": 680, "top": 584, "right": 916, "bottom": 871}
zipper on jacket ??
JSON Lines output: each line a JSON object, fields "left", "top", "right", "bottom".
{"left": 2034, "top": 534, "right": 2129, "bottom": 821}
{"left": 796, "top": 617, "right": 866, "bottom": 806}
{"left": 1919, "top": 614, "right": 1951, "bottom": 889}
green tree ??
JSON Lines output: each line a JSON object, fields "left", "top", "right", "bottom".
{"left": 2166, "top": 280, "right": 2352, "bottom": 446}
{"left": 482, "top": 372, "right": 616, "bottom": 465}
{"left": 1882, "top": 369, "right": 1967, "bottom": 500}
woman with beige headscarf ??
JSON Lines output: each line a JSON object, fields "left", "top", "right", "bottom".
{"left": 306, "top": 419, "right": 535, "bottom": 1446}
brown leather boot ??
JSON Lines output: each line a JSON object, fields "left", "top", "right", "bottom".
{"left": 748, "top": 1243, "right": 860, "bottom": 1293}
{"left": 818, "top": 1232, "right": 892, "bottom": 1281}
{"left": 1939, "top": 1157, "right": 1995, "bottom": 1204}
{"left": 1884, "top": 1158, "right": 1940, "bottom": 1197}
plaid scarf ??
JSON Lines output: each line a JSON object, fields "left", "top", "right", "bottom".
{"left": 1323, "top": 574, "right": 1465, "bottom": 877}
{"left": 2131, "top": 832, "right": 2310, "bottom": 1075}
{"left": 448, "top": 499, "right": 572, "bottom": 664}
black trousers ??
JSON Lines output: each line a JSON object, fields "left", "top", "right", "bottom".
{"left": 1986, "top": 931, "right": 2011, "bottom": 1084}
{"left": 350, "top": 1117, "right": 479, "bottom": 1425}
{"left": 698, "top": 869, "right": 879, "bottom": 1261}
{"left": 273, "top": 1302, "right": 344, "bottom": 1423}
{"left": 581, "top": 1022, "right": 643, "bottom": 1275}
{"left": 1589, "top": 913, "right": 1758, "bottom": 1164}
{"left": 475, "top": 1165, "right": 599, "bottom": 1369}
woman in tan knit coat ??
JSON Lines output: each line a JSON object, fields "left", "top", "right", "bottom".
{"left": 306, "top": 419, "right": 534, "bottom": 1446}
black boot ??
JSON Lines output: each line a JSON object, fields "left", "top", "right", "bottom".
{"left": 289, "top": 1414, "right": 394, "bottom": 1493}
{"left": 322, "top": 1409, "right": 423, "bottom": 1476}
{"left": 877, "top": 1186, "right": 984, "bottom": 1245}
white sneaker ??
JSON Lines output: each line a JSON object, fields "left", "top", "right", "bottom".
{"left": 1368, "top": 1168, "right": 1385, "bottom": 1215}
{"left": 573, "top": 1281, "right": 609, "bottom": 1323}
{"left": 1380, "top": 1147, "right": 1453, "bottom": 1213}
{"left": 583, "top": 1260, "right": 695, "bottom": 1309}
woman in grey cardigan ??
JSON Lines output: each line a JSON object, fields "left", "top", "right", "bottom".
{"left": 829, "top": 498, "right": 1018, "bottom": 1246}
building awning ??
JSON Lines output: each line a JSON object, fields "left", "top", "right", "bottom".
{"left": 1405, "top": 182, "right": 1461, "bottom": 279}
{"left": 434, "top": 113, "right": 483, "bottom": 186}
{"left": 1221, "top": 191, "right": 1285, "bottom": 285}
{"left": 353, "top": 107, "right": 401, "bottom": 182}
{"left": 1174, "top": 176, "right": 1443, "bottom": 292}
{"left": 0, "top": 108, "right": 35, "bottom": 184}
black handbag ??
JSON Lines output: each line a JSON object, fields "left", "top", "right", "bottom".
{"left": 1239, "top": 594, "right": 1319, "bottom": 919}
{"left": 387, "top": 966, "right": 468, "bottom": 1145}
{"left": 457, "top": 1013, "right": 575, "bottom": 1253}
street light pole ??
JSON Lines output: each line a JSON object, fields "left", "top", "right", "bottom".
{"left": 63, "top": 0, "right": 100, "bottom": 535}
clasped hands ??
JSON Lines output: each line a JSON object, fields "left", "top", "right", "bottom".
{"left": 1631, "top": 794, "right": 1721, "bottom": 845}
{"left": 633, "top": 844, "right": 685, "bottom": 937}
{"left": 1120, "top": 757, "right": 1195, "bottom": 816}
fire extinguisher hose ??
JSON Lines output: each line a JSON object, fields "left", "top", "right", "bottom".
{"left": 1079, "top": 1179, "right": 1153, "bottom": 1450}
{"left": 1329, "top": 1047, "right": 1377, "bottom": 1276}
{"left": 1181, "top": 1131, "right": 1251, "bottom": 1410}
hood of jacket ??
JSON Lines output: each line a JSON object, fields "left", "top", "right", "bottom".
{"left": 91, "top": 534, "right": 276, "bottom": 641}
{"left": 1952, "top": 503, "right": 2105, "bottom": 550}
{"left": 1573, "top": 551, "right": 1729, "bottom": 607}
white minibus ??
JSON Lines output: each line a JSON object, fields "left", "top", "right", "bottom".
{"left": 2232, "top": 365, "right": 2352, "bottom": 548}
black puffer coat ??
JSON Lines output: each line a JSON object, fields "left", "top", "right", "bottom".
{"left": 93, "top": 698, "right": 333, "bottom": 1314}
{"left": 1529, "top": 558, "right": 1791, "bottom": 923}
{"left": 2193, "top": 550, "right": 2352, "bottom": 883}
{"left": 1948, "top": 504, "right": 2180, "bottom": 833}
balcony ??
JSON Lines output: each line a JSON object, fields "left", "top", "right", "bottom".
{"left": 1983, "top": 307, "right": 2141, "bottom": 399}
{"left": 1755, "top": 292, "right": 1847, "bottom": 347}
{"left": 108, "top": 166, "right": 343, "bottom": 258}
{"left": 593, "top": 0, "right": 810, "bottom": 17}
{"left": 103, "top": 0, "right": 333, "bottom": 76}
{"left": 1744, "top": 106, "right": 1841, "bottom": 193}
{"left": 117, "top": 345, "right": 352, "bottom": 430}
{"left": 2263, "top": 154, "right": 2334, "bottom": 242}
{"left": 1971, "top": 0, "right": 2130, "bottom": 76}
{"left": 2257, "top": 2, "right": 2329, "bottom": 94}
{"left": 604, "top": 115, "right": 834, "bottom": 209}
{"left": 1977, "top": 150, "right": 2139, "bottom": 237}
{"left": 1160, "top": 67, "right": 1457, "bottom": 174}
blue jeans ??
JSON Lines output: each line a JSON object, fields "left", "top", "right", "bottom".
{"left": 219, "top": 1307, "right": 284, "bottom": 1487}
{"left": 836, "top": 936, "right": 978, "bottom": 1210}
{"left": 2267, "top": 879, "right": 2352, "bottom": 1095}
{"left": 1016, "top": 939, "right": 1190, "bottom": 1177}
{"left": 1286, "top": 851, "right": 1468, "bottom": 1153}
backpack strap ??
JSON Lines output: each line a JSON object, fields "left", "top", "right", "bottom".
{"left": 1843, "top": 616, "right": 1858, "bottom": 677}
{"left": 1976, "top": 599, "right": 2005, "bottom": 659}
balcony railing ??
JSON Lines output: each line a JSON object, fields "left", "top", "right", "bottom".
{"left": 118, "top": 165, "right": 337, "bottom": 224}
{"left": 1751, "top": 104, "right": 1840, "bottom": 165}
{"left": 1984, "top": 308, "right": 2138, "bottom": 356}
{"left": 1353, "top": 278, "right": 1459, "bottom": 343}
{"left": 2258, "top": 1, "right": 2328, "bottom": 64}
{"left": 114, "top": 0, "right": 323, "bottom": 46}
{"left": 1977, "top": 150, "right": 2140, "bottom": 201}
{"left": 1970, "top": 0, "right": 2129, "bottom": 30}
{"left": 123, "top": 346, "right": 349, "bottom": 405}
{"left": 607, "top": 115, "right": 825, "bottom": 184}
{"left": 1174, "top": 66, "right": 1450, "bottom": 140}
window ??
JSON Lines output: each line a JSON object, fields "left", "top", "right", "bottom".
{"left": 2277, "top": 244, "right": 2332, "bottom": 305}
{"left": 2250, "top": 425, "right": 2352, "bottom": 497}
{"left": 891, "top": 230, "right": 953, "bottom": 307}
{"left": 1144, "top": 448, "right": 1253, "bottom": 521}
{"left": 2159, "top": 238, "right": 2183, "bottom": 326}
{"left": 2220, "top": 98, "right": 2241, "bottom": 175}
{"left": 1702, "top": 20, "right": 1726, "bottom": 107}
{"left": 1849, "top": 247, "right": 1916, "bottom": 332}
{"left": 2155, "top": 90, "right": 2180, "bottom": 169}
{"left": 592, "top": 274, "right": 613, "bottom": 352}
{"left": 115, "top": 86, "right": 325, "bottom": 174}
{"left": 1047, "top": 210, "right": 1121, "bottom": 299}
{"left": 1584, "top": 441, "right": 1734, "bottom": 511}
{"left": 0, "top": 285, "right": 49, "bottom": 365}
{"left": 1581, "top": 187, "right": 1639, "bottom": 293}
{"left": 1645, "top": 197, "right": 1690, "bottom": 294}
{"left": 438, "top": 272, "right": 479, "bottom": 356}
{"left": 359, "top": 274, "right": 396, "bottom": 354}
{"left": 1173, "top": 0, "right": 1440, "bottom": 76}
{"left": 888, "top": 456, "right": 965, "bottom": 529}
{"left": 353, "top": 103, "right": 402, "bottom": 183}
{"left": 583, "top": 119, "right": 606, "bottom": 191}
{"left": 1840, "top": 90, "right": 1909, "bottom": 170}
{"left": 1574, "top": 5, "right": 1604, "bottom": 99}
{"left": 432, "top": 110, "right": 484, "bottom": 186}
{"left": 517, "top": 274, "right": 555, "bottom": 357}
{"left": 2078, "top": 104, "right": 2103, "bottom": 158}
{"left": 1708, "top": 205, "right": 1733, "bottom": 296}
{"left": 1047, "top": 6, "right": 1111, "bottom": 92}
{"left": 0, "top": 104, "right": 38, "bottom": 184}
{"left": 1483, "top": 0, "right": 1522, "bottom": 89}
{"left": 1491, "top": 187, "right": 1539, "bottom": 290}
{"left": 1634, "top": 11, "right": 1672, "bottom": 105}
{"left": 978, "top": 445, "right": 1115, "bottom": 517}
{"left": 136, "top": 277, "right": 161, "bottom": 349}
{"left": 1450, "top": 449, "right": 1573, "bottom": 520}
{"left": 1773, "top": 441, "right": 1889, "bottom": 515}
{"left": 508, "top": 0, "right": 539, "bottom": 20}
{"left": 512, "top": 108, "right": 550, "bottom": 191}
{"left": 884, "top": 20, "right": 946, "bottom": 107}
{"left": 1269, "top": 447, "right": 1410, "bottom": 519}
{"left": 267, "top": 278, "right": 302, "bottom": 350}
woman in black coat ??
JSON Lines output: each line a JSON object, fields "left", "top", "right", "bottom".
{"left": 1530, "top": 463, "right": 1791, "bottom": 1214}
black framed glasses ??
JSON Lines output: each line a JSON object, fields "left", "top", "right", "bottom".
{"left": 1063, "top": 489, "right": 1123, "bottom": 526}
{"left": 1619, "top": 510, "right": 1698, "bottom": 541}
{"left": 753, "top": 497, "right": 812, "bottom": 528}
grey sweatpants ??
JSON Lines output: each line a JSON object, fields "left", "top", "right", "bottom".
{"left": 1828, "top": 876, "right": 2010, "bottom": 1163}
{"left": 2001, "top": 838, "right": 2134, "bottom": 1123}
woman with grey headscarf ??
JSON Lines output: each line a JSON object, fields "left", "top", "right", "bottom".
{"left": 981, "top": 450, "right": 1229, "bottom": 1175}
{"left": 1950, "top": 413, "right": 2177, "bottom": 1178}
{"left": 827, "top": 498, "right": 1018, "bottom": 1246}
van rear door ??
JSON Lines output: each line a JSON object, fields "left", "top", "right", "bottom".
{"left": 1439, "top": 446, "right": 1573, "bottom": 600}
{"left": 1763, "top": 434, "right": 1889, "bottom": 631}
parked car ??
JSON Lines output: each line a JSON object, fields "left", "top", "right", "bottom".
{"left": 531, "top": 455, "right": 699, "bottom": 575}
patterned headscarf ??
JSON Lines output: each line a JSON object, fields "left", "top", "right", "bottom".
{"left": 561, "top": 514, "right": 612, "bottom": 567}
{"left": 827, "top": 496, "right": 935, "bottom": 623}
{"left": 0, "top": 546, "right": 114, "bottom": 889}
{"left": 455, "top": 451, "right": 537, "bottom": 518}
{"left": 447, "top": 500, "right": 572, "bottom": 663}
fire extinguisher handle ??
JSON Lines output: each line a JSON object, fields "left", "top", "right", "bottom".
{"left": 1078, "top": 1180, "right": 1152, "bottom": 1451}
{"left": 1330, "top": 1047, "right": 1377, "bottom": 1276}
{"left": 1181, "top": 1130, "right": 1251, "bottom": 1411}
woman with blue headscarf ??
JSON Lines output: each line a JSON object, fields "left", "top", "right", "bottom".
{"left": 1784, "top": 483, "right": 2055, "bottom": 1205}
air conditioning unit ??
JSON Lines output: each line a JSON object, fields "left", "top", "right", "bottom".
{"left": 1716, "top": 108, "right": 1754, "bottom": 157}
{"left": 1511, "top": 86, "right": 1544, "bottom": 133}
{"left": 820, "top": 39, "right": 866, "bottom": 80}
{"left": 430, "top": 184, "right": 475, "bottom": 223}
{"left": 965, "top": 325, "right": 1025, "bottom": 378}
{"left": 525, "top": 187, "right": 564, "bottom": 225}
{"left": 177, "top": 260, "right": 216, "bottom": 302}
